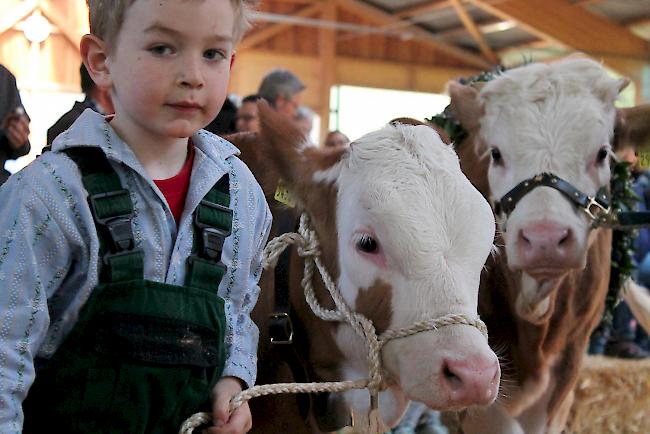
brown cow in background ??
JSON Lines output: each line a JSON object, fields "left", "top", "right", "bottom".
{"left": 448, "top": 57, "right": 650, "bottom": 434}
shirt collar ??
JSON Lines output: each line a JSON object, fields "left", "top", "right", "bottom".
{"left": 51, "top": 108, "right": 241, "bottom": 167}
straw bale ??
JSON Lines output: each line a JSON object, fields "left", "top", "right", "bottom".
{"left": 566, "top": 355, "right": 650, "bottom": 434}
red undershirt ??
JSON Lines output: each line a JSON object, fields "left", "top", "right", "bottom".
{"left": 154, "top": 141, "right": 195, "bottom": 225}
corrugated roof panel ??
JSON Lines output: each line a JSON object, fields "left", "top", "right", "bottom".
{"left": 363, "top": 0, "right": 429, "bottom": 11}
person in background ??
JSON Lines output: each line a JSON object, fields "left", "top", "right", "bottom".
{"left": 0, "top": 64, "right": 30, "bottom": 184}
{"left": 294, "top": 105, "right": 314, "bottom": 138}
{"left": 235, "top": 94, "right": 260, "bottom": 133}
{"left": 257, "top": 68, "right": 304, "bottom": 119}
{"left": 0, "top": 0, "right": 271, "bottom": 433}
{"left": 47, "top": 63, "right": 114, "bottom": 146}
{"left": 324, "top": 130, "right": 350, "bottom": 148}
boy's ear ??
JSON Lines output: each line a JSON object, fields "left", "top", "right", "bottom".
{"left": 80, "top": 34, "right": 112, "bottom": 90}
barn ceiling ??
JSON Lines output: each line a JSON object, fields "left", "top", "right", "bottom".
{"left": 246, "top": 0, "right": 650, "bottom": 73}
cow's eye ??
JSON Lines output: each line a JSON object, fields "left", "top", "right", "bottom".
{"left": 490, "top": 147, "right": 503, "bottom": 164}
{"left": 596, "top": 147, "right": 609, "bottom": 164}
{"left": 356, "top": 234, "right": 378, "bottom": 254}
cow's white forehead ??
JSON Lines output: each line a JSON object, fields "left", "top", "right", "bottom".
{"left": 478, "top": 58, "right": 620, "bottom": 162}
{"left": 346, "top": 124, "right": 459, "bottom": 177}
{"left": 336, "top": 124, "right": 494, "bottom": 278}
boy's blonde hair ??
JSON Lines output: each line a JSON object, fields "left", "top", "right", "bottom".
{"left": 86, "top": 0, "right": 258, "bottom": 47}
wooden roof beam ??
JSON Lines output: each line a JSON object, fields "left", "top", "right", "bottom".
{"left": 336, "top": 0, "right": 491, "bottom": 69}
{"left": 0, "top": 0, "right": 39, "bottom": 36}
{"left": 318, "top": 2, "right": 336, "bottom": 141}
{"left": 468, "top": 0, "right": 650, "bottom": 59}
{"left": 240, "top": 3, "right": 324, "bottom": 50}
{"left": 449, "top": 0, "right": 499, "bottom": 64}
{"left": 39, "top": 1, "right": 83, "bottom": 50}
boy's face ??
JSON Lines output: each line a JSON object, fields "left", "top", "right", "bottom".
{"left": 106, "top": 0, "right": 235, "bottom": 143}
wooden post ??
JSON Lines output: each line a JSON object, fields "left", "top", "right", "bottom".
{"left": 318, "top": 1, "right": 336, "bottom": 146}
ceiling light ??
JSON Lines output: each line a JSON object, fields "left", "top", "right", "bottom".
{"left": 22, "top": 11, "right": 52, "bottom": 44}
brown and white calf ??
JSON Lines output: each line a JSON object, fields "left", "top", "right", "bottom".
{"left": 447, "top": 57, "right": 642, "bottom": 434}
{"left": 230, "top": 102, "right": 500, "bottom": 432}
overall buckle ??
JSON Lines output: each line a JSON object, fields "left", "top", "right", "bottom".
{"left": 89, "top": 190, "right": 136, "bottom": 253}
{"left": 104, "top": 217, "right": 135, "bottom": 252}
{"left": 201, "top": 227, "right": 229, "bottom": 261}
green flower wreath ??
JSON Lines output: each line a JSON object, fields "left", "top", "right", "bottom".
{"left": 606, "top": 161, "right": 639, "bottom": 324}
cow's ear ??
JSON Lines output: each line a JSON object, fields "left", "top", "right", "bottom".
{"left": 614, "top": 103, "right": 650, "bottom": 151}
{"left": 448, "top": 81, "right": 484, "bottom": 133}
{"left": 618, "top": 78, "right": 631, "bottom": 94}
{"left": 390, "top": 117, "right": 453, "bottom": 145}
{"left": 256, "top": 100, "right": 347, "bottom": 209}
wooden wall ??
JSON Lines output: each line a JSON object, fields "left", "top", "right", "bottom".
{"left": 0, "top": 0, "right": 88, "bottom": 92}
{"left": 229, "top": 49, "right": 477, "bottom": 114}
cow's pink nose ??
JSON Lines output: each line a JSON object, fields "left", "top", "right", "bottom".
{"left": 441, "top": 356, "right": 500, "bottom": 407}
{"left": 518, "top": 222, "right": 575, "bottom": 269}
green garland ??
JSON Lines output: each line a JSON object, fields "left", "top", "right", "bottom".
{"left": 427, "top": 67, "right": 504, "bottom": 147}
{"left": 428, "top": 70, "right": 635, "bottom": 325}
{"left": 604, "top": 162, "right": 639, "bottom": 324}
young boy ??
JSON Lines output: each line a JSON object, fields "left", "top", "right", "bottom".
{"left": 0, "top": 1, "right": 270, "bottom": 433}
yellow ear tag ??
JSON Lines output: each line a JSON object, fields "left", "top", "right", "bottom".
{"left": 274, "top": 179, "right": 296, "bottom": 208}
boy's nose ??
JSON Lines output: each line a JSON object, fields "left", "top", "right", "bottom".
{"left": 179, "top": 60, "right": 204, "bottom": 88}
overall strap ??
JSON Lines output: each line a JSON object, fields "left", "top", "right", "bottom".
{"left": 64, "top": 147, "right": 143, "bottom": 282}
{"left": 185, "top": 174, "right": 232, "bottom": 291}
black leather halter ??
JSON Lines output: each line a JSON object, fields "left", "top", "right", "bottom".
{"left": 493, "top": 172, "right": 611, "bottom": 223}
{"left": 493, "top": 172, "right": 650, "bottom": 230}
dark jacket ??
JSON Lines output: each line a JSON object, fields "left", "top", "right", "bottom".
{"left": 46, "top": 99, "right": 98, "bottom": 146}
{"left": 204, "top": 97, "right": 237, "bottom": 136}
{"left": 0, "top": 65, "right": 30, "bottom": 183}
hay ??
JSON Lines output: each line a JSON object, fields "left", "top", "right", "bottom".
{"left": 566, "top": 355, "right": 650, "bottom": 434}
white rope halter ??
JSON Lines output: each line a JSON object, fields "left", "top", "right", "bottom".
{"left": 180, "top": 213, "right": 488, "bottom": 434}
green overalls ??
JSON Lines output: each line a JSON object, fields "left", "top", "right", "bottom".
{"left": 22, "top": 147, "right": 232, "bottom": 434}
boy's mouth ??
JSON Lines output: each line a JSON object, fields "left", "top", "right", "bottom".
{"left": 167, "top": 102, "right": 202, "bottom": 112}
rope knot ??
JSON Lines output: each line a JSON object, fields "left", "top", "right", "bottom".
{"left": 295, "top": 229, "right": 320, "bottom": 258}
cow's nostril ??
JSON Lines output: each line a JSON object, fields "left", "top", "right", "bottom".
{"left": 443, "top": 363, "right": 463, "bottom": 390}
{"left": 558, "top": 229, "right": 570, "bottom": 246}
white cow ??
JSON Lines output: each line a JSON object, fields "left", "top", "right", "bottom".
{"left": 232, "top": 102, "right": 502, "bottom": 433}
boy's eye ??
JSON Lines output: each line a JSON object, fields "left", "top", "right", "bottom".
{"left": 204, "top": 49, "right": 227, "bottom": 61}
{"left": 149, "top": 45, "right": 173, "bottom": 56}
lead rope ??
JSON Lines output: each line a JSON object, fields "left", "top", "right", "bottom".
{"left": 179, "top": 213, "right": 488, "bottom": 434}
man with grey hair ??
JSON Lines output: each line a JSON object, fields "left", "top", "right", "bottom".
{"left": 294, "top": 105, "right": 314, "bottom": 138}
{"left": 257, "top": 68, "right": 305, "bottom": 119}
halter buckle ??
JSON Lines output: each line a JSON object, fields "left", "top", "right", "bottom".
{"left": 583, "top": 196, "right": 611, "bottom": 221}
{"left": 269, "top": 312, "right": 294, "bottom": 345}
